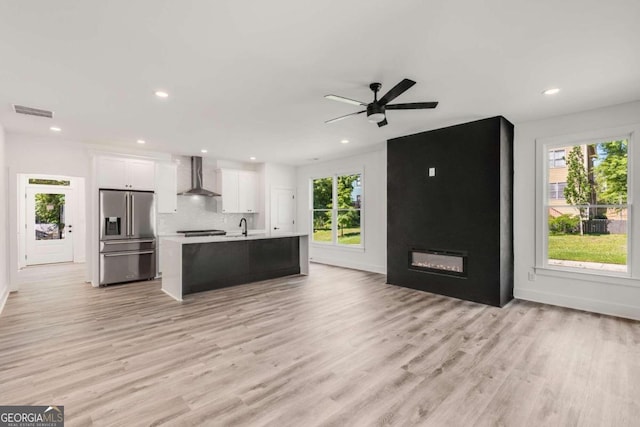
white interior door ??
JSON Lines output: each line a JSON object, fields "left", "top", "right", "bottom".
{"left": 270, "top": 188, "right": 296, "bottom": 233}
{"left": 26, "top": 187, "right": 74, "bottom": 265}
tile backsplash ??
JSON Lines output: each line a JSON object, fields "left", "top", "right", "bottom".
{"left": 156, "top": 155, "right": 256, "bottom": 234}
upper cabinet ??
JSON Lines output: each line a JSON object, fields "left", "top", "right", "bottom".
{"left": 128, "top": 159, "right": 156, "bottom": 190}
{"left": 238, "top": 171, "right": 257, "bottom": 213}
{"left": 97, "top": 157, "right": 155, "bottom": 191}
{"left": 216, "top": 169, "right": 258, "bottom": 213}
{"left": 155, "top": 162, "right": 178, "bottom": 213}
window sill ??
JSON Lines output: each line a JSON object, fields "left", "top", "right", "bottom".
{"left": 534, "top": 266, "right": 640, "bottom": 288}
{"left": 311, "top": 243, "right": 365, "bottom": 253}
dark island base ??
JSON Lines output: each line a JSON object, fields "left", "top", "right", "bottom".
{"left": 181, "top": 237, "right": 301, "bottom": 295}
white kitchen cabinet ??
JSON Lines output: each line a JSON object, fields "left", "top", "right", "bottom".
{"left": 155, "top": 162, "right": 177, "bottom": 213}
{"left": 238, "top": 171, "right": 257, "bottom": 213}
{"left": 97, "top": 157, "right": 128, "bottom": 189}
{"left": 216, "top": 169, "right": 258, "bottom": 213}
{"left": 128, "top": 159, "right": 156, "bottom": 191}
{"left": 97, "top": 156, "right": 155, "bottom": 191}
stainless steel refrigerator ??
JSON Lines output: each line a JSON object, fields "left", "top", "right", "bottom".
{"left": 99, "top": 190, "right": 156, "bottom": 285}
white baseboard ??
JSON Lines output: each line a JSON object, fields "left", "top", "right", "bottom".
{"left": 515, "top": 287, "right": 640, "bottom": 321}
{"left": 309, "top": 257, "right": 386, "bottom": 274}
{"left": 0, "top": 287, "right": 9, "bottom": 317}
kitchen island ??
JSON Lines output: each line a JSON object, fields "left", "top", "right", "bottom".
{"left": 160, "top": 232, "right": 309, "bottom": 300}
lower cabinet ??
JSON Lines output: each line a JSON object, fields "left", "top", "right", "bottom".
{"left": 249, "top": 238, "right": 300, "bottom": 278}
{"left": 181, "top": 238, "right": 300, "bottom": 295}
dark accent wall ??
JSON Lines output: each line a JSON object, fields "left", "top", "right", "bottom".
{"left": 387, "top": 116, "right": 513, "bottom": 307}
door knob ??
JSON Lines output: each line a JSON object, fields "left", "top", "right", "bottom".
{"left": 274, "top": 227, "right": 280, "bottom": 230}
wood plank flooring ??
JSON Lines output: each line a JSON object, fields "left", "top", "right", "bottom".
{"left": 1, "top": 262, "right": 639, "bottom": 426}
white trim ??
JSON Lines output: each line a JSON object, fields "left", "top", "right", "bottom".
{"left": 309, "top": 258, "right": 385, "bottom": 275}
{"left": 534, "top": 266, "right": 640, "bottom": 288}
{"left": 311, "top": 243, "right": 365, "bottom": 253}
{"left": 515, "top": 288, "right": 640, "bottom": 321}
{"left": 0, "top": 287, "right": 9, "bottom": 316}
{"left": 535, "top": 123, "right": 638, "bottom": 279}
{"left": 87, "top": 146, "right": 170, "bottom": 162}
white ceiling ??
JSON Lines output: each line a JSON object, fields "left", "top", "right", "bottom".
{"left": 0, "top": 0, "right": 638, "bottom": 165}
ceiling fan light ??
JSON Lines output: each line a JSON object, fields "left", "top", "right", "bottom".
{"left": 367, "top": 112, "right": 385, "bottom": 123}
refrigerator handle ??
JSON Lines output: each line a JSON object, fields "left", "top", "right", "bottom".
{"left": 131, "top": 193, "right": 135, "bottom": 236}
{"left": 125, "top": 192, "right": 130, "bottom": 236}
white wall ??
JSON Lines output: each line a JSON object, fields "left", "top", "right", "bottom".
{"left": 5, "top": 134, "right": 91, "bottom": 290}
{"left": 296, "top": 149, "right": 386, "bottom": 274}
{"left": 0, "top": 124, "right": 8, "bottom": 313}
{"left": 514, "top": 101, "right": 640, "bottom": 320}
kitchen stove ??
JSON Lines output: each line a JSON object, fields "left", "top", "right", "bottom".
{"left": 177, "top": 229, "right": 227, "bottom": 237}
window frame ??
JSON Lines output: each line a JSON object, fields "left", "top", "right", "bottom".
{"left": 536, "top": 126, "right": 636, "bottom": 280}
{"left": 310, "top": 170, "right": 364, "bottom": 250}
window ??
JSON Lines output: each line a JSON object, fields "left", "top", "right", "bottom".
{"left": 312, "top": 173, "right": 362, "bottom": 246}
{"left": 34, "top": 193, "right": 67, "bottom": 240}
{"left": 548, "top": 149, "right": 566, "bottom": 168}
{"left": 543, "top": 139, "right": 629, "bottom": 274}
{"left": 28, "top": 178, "right": 70, "bottom": 186}
{"left": 548, "top": 182, "right": 567, "bottom": 200}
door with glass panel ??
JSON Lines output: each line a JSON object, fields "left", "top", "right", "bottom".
{"left": 25, "top": 187, "right": 74, "bottom": 265}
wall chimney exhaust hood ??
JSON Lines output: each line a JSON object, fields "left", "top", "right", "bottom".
{"left": 177, "top": 156, "right": 221, "bottom": 197}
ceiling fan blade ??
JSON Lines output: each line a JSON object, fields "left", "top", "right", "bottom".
{"left": 386, "top": 102, "right": 438, "bottom": 110}
{"left": 378, "top": 78, "right": 416, "bottom": 106}
{"left": 324, "top": 95, "right": 368, "bottom": 106}
{"left": 325, "top": 110, "right": 366, "bottom": 124}
{"left": 377, "top": 117, "right": 388, "bottom": 127}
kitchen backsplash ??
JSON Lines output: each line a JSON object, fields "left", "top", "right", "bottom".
{"left": 156, "top": 155, "right": 256, "bottom": 234}
{"left": 157, "top": 197, "right": 255, "bottom": 234}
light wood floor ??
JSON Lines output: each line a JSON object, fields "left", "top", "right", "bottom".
{"left": 1, "top": 263, "right": 639, "bottom": 427}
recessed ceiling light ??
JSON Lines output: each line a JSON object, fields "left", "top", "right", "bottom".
{"left": 340, "top": 139, "right": 350, "bottom": 144}
{"left": 50, "top": 126, "right": 61, "bottom": 132}
{"left": 249, "top": 156, "right": 256, "bottom": 160}
{"left": 137, "top": 139, "right": 146, "bottom": 144}
{"left": 155, "top": 90, "right": 169, "bottom": 98}
{"left": 542, "top": 88, "right": 560, "bottom": 95}
{"left": 201, "top": 149, "right": 208, "bottom": 153}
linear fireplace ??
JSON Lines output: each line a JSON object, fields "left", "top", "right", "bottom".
{"left": 409, "top": 249, "right": 467, "bottom": 277}
{"left": 387, "top": 116, "right": 513, "bottom": 307}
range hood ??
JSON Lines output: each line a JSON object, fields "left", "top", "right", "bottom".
{"left": 177, "top": 156, "right": 221, "bottom": 197}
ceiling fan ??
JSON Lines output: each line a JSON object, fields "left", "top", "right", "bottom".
{"left": 324, "top": 78, "right": 438, "bottom": 127}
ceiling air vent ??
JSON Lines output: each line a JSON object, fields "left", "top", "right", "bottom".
{"left": 12, "top": 104, "right": 54, "bottom": 118}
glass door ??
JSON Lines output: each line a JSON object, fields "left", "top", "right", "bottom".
{"left": 25, "top": 187, "right": 74, "bottom": 265}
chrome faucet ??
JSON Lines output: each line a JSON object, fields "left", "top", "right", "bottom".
{"left": 239, "top": 217, "right": 248, "bottom": 236}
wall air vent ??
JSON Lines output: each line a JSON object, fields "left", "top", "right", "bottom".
{"left": 12, "top": 104, "right": 54, "bottom": 118}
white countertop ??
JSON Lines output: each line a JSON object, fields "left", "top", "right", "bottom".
{"left": 162, "top": 231, "right": 308, "bottom": 244}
